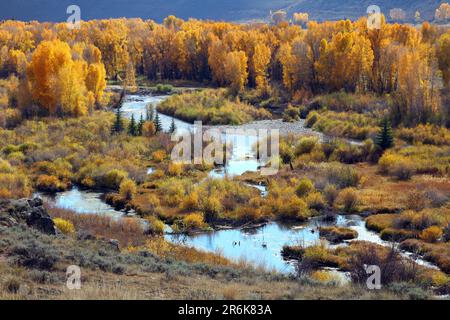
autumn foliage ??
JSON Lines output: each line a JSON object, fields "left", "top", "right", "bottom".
{"left": 0, "top": 16, "right": 448, "bottom": 125}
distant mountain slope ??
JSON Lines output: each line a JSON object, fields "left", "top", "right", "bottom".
{"left": 0, "top": 0, "right": 295, "bottom": 22}
{"left": 286, "top": 0, "right": 445, "bottom": 22}
{"left": 0, "top": 0, "right": 446, "bottom": 22}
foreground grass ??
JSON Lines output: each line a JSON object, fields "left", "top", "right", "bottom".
{"left": 0, "top": 215, "right": 435, "bottom": 300}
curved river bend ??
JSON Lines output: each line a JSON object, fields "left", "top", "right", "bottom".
{"left": 39, "top": 93, "right": 439, "bottom": 274}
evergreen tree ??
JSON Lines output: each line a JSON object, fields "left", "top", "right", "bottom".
{"left": 128, "top": 114, "right": 137, "bottom": 136}
{"left": 375, "top": 118, "right": 394, "bottom": 150}
{"left": 137, "top": 114, "right": 145, "bottom": 136}
{"left": 111, "top": 104, "right": 124, "bottom": 134}
{"left": 154, "top": 112, "right": 162, "bottom": 133}
{"left": 169, "top": 118, "right": 176, "bottom": 134}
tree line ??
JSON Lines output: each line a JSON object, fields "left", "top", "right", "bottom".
{"left": 0, "top": 14, "right": 449, "bottom": 126}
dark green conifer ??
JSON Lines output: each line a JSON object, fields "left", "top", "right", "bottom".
{"left": 375, "top": 118, "right": 394, "bottom": 150}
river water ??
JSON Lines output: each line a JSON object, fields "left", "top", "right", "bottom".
{"left": 40, "top": 93, "right": 439, "bottom": 274}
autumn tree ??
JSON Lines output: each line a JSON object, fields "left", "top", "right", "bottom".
{"left": 437, "top": 32, "right": 450, "bottom": 88}
{"left": 26, "top": 40, "right": 90, "bottom": 117}
{"left": 251, "top": 43, "right": 271, "bottom": 94}
{"left": 124, "top": 62, "right": 137, "bottom": 92}
{"left": 224, "top": 51, "right": 248, "bottom": 95}
{"left": 435, "top": 3, "right": 450, "bottom": 22}
{"left": 85, "top": 63, "right": 107, "bottom": 107}
{"left": 271, "top": 10, "right": 287, "bottom": 25}
{"left": 394, "top": 44, "right": 441, "bottom": 125}
{"left": 278, "top": 38, "right": 314, "bottom": 94}
{"left": 317, "top": 30, "right": 374, "bottom": 92}
{"left": 208, "top": 37, "right": 228, "bottom": 86}
{"left": 293, "top": 13, "right": 309, "bottom": 27}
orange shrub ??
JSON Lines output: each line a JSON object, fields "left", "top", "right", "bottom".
{"left": 337, "top": 188, "right": 359, "bottom": 213}
{"left": 36, "top": 174, "right": 66, "bottom": 192}
{"left": 142, "top": 122, "right": 156, "bottom": 137}
{"left": 420, "top": 226, "right": 443, "bottom": 243}
{"left": 119, "top": 178, "right": 137, "bottom": 201}
{"left": 167, "top": 162, "right": 183, "bottom": 176}
{"left": 182, "top": 212, "right": 207, "bottom": 231}
{"left": 181, "top": 191, "right": 199, "bottom": 211}
{"left": 152, "top": 150, "right": 167, "bottom": 163}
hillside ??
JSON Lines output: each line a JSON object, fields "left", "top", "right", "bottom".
{"left": 0, "top": 0, "right": 446, "bottom": 22}
{"left": 0, "top": 0, "right": 294, "bottom": 22}
{"left": 286, "top": 0, "right": 445, "bottom": 22}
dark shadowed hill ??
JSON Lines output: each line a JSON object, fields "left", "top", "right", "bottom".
{"left": 286, "top": 0, "right": 445, "bottom": 22}
{"left": 0, "top": 0, "right": 446, "bottom": 22}
{"left": 0, "top": 0, "right": 295, "bottom": 22}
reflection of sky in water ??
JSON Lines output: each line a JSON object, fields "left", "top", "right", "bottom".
{"left": 165, "top": 216, "right": 350, "bottom": 273}
{"left": 122, "top": 95, "right": 265, "bottom": 177}
{"left": 122, "top": 95, "right": 192, "bottom": 133}
{"left": 167, "top": 222, "right": 320, "bottom": 273}
{"left": 37, "top": 188, "right": 126, "bottom": 218}
{"left": 166, "top": 214, "right": 436, "bottom": 274}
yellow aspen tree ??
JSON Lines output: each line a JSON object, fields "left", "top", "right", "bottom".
{"left": 56, "top": 61, "right": 88, "bottom": 116}
{"left": 27, "top": 40, "right": 73, "bottom": 114}
{"left": 252, "top": 43, "right": 271, "bottom": 94}
{"left": 26, "top": 40, "right": 90, "bottom": 117}
{"left": 8, "top": 49, "right": 27, "bottom": 76}
{"left": 278, "top": 42, "right": 295, "bottom": 92}
{"left": 123, "top": 62, "right": 137, "bottom": 92}
{"left": 437, "top": 32, "right": 450, "bottom": 87}
{"left": 208, "top": 37, "right": 228, "bottom": 86}
{"left": 224, "top": 50, "right": 248, "bottom": 95}
{"left": 86, "top": 62, "right": 107, "bottom": 105}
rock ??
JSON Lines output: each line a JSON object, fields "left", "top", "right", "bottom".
{"left": 77, "top": 231, "right": 96, "bottom": 241}
{"left": 0, "top": 215, "right": 18, "bottom": 228}
{"left": 108, "top": 239, "right": 120, "bottom": 251}
{"left": 0, "top": 197, "right": 57, "bottom": 235}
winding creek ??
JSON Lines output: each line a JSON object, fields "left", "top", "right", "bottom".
{"left": 39, "top": 92, "right": 440, "bottom": 274}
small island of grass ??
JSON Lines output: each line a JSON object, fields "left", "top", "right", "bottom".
{"left": 157, "top": 89, "right": 271, "bottom": 125}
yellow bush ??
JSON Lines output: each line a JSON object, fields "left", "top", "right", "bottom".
{"left": 378, "top": 153, "right": 398, "bottom": 174}
{"left": 0, "top": 172, "right": 31, "bottom": 198}
{"left": 181, "top": 191, "right": 199, "bottom": 211}
{"left": 310, "top": 270, "right": 337, "bottom": 283}
{"left": 53, "top": 218, "right": 75, "bottom": 235}
{"left": 296, "top": 178, "right": 314, "bottom": 197}
{"left": 151, "top": 169, "right": 165, "bottom": 179}
{"left": 183, "top": 212, "right": 206, "bottom": 231}
{"left": 152, "top": 150, "right": 167, "bottom": 163}
{"left": 167, "top": 162, "right": 183, "bottom": 176}
{"left": 306, "top": 192, "right": 326, "bottom": 211}
{"left": 420, "top": 226, "right": 443, "bottom": 243}
{"left": 304, "top": 243, "right": 329, "bottom": 262}
{"left": 337, "top": 188, "right": 359, "bottom": 213}
{"left": 36, "top": 174, "right": 65, "bottom": 192}
{"left": 278, "top": 197, "right": 309, "bottom": 220}
{"left": 104, "top": 169, "right": 128, "bottom": 189}
{"left": 142, "top": 122, "right": 156, "bottom": 137}
{"left": 119, "top": 178, "right": 137, "bottom": 201}
{"left": 146, "top": 216, "right": 165, "bottom": 235}
{"left": 378, "top": 153, "right": 415, "bottom": 180}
